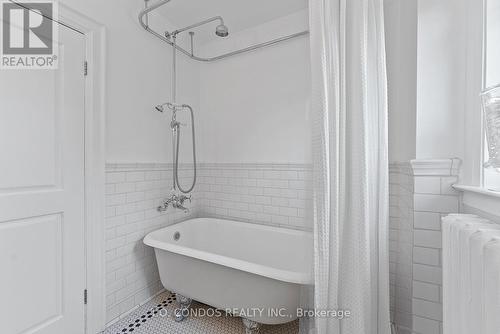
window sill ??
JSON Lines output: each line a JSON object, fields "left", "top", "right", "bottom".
{"left": 453, "top": 184, "right": 500, "bottom": 217}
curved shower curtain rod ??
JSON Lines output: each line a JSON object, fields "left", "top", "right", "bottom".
{"left": 138, "top": 0, "right": 310, "bottom": 62}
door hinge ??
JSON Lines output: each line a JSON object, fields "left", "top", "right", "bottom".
{"left": 84, "top": 289, "right": 88, "bottom": 305}
{"left": 84, "top": 61, "right": 88, "bottom": 76}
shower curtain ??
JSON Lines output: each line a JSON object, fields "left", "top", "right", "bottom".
{"left": 306, "top": 0, "right": 390, "bottom": 333}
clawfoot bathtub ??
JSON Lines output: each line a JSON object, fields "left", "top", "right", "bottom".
{"left": 144, "top": 218, "right": 313, "bottom": 333}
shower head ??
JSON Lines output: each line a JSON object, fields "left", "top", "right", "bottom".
{"left": 215, "top": 24, "right": 229, "bottom": 37}
{"left": 155, "top": 104, "right": 165, "bottom": 112}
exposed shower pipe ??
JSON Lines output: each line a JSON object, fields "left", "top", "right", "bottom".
{"left": 171, "top": 34, "right": 178, "bottom": 191}
{"left": 166, "top": 16, "right": 227, "bottom": 39}
{"left": 171, "top": 34, "right": 177, "bottom": 104}
{"left": 138, "top": 0, "right": 309, "bottom": 62}
{"left": 189, "top": 32, "right": 194, "bottom": 56}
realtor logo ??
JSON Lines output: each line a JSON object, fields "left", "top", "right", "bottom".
{"left": 1, "top": 0, "right": 58, "bottom": 69}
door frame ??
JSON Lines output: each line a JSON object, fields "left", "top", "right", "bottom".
{"left": 57, "top": 5, "right": 106, "bottom": 333}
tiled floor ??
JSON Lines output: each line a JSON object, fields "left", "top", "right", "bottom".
{"left": 103, "top": 291, "right": 299, "bottom": 334}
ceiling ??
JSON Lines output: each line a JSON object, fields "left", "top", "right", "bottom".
{"left": 156, "top": 0, "right": 308, "bottom": 41}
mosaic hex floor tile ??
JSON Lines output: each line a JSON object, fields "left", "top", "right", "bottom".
{"left": 103, "top": 291, "right": 298, "bottom": 334}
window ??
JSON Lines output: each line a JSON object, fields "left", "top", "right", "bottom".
{"left": 482, "top": 0, "right": 500, "bottom": 191}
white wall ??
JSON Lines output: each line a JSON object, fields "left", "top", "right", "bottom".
{"left": 59, "top": 1, "right": 311, "bottom": 166}
{"left": 385, "top": 0, "right": 474, "bottom": 163}
{"left": 415, "top": 0, "right": 467, "bottom": 160}
{"left": 60, "top": 0, "right": 200, "bottom": 164}
{"left": 197, "top": 10, "right": 311, "bottom": 164}
{"left": 485, "top": 0, "right": 500, "bottom": 88}
{"left": 385, "top": 0, "right": 418, "bottom": 163}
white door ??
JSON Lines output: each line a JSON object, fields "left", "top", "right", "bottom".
{"left": 0, "top": 20, "right": 86, "bottom": 334}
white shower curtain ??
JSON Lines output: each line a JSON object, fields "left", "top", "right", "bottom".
{"left": 307, "top": 0, "right": 390, "bottom": 333}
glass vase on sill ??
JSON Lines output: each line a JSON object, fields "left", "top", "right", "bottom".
{"left": 481, "top": 84, "right": 500, "bottom": 171}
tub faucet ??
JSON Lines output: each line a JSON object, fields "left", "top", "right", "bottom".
{"left": 157, "top": 194, "right": 191, "bottom": 213}
{"left": 172, "top": 194, "right": 191, "bottom": 213}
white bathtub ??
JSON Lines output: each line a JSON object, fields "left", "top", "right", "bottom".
{"left": 143, "top": 217, "right": 313, "bottom": 325}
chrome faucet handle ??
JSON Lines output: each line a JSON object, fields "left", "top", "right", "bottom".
{"left": 157, "top": 195, "right": 175, "bottom": 212}
{"left": 180, "top": 194, "right": 191, "bottom": 204}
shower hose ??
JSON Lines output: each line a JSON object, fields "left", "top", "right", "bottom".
{"left": 173, "top": 104, "right": 196, "bottom": 193}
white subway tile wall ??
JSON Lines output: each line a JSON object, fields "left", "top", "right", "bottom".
{"left": 390, "top": 160, "right": 461, "bottom": 334}
{"left": 389, "top": 162, "right": 415, "bottom": 334}
{"left": 104, "top": 162, "right": 313, "bottom": 326}
{"left": 195, "top": 163, "right": 313, "bottom": 231}
{"left": 105, "top": 163, "right": 199, "bottom": 325}
{"left": 410, "top": 159, "right": 460, "bottom": 334}
{"left": 389, "top": 160, "right": 461, "bottom": 334}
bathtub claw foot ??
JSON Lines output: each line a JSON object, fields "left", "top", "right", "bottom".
{"left": 174, "top": 294, "right": 192, "bottom": 322}
{"left": 242, "top": 318, "right": 261, "bottom": 334}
